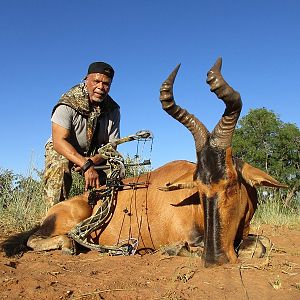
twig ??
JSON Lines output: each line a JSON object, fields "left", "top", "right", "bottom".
{"left": 74, "top": 288, "right": 134, "bottom": 299}
{"left": 281, "top": 270, "right": 298, "bottom": 276}
{"left": 239, "top": 263, "right": 249, "bottom": 300}
{"left": 51, "top": 257, "right": 104, "bottom": 264}
{"left": 159, "top": 256, "right": 175, "bottom": 261}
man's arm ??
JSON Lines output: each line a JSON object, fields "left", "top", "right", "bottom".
{"left": 52, "top": 122, "right": 100, "bottom": 190}
{"left": 52, "top": 122, "right": 86, "bottom": 167}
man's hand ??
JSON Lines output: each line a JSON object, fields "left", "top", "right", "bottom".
{"left": 84, "top": 167, "right": 100, "bottom": 191}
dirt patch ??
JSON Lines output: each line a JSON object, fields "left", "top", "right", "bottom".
{"left": 1, "top": 225, "right": 300, "bottom": 299}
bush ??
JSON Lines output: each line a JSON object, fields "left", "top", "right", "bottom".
{"left": 0, "top": 168, "right": 46, "bottom": 233}
{"left": 69, "top": 171, "right": 85, "bottom": 197}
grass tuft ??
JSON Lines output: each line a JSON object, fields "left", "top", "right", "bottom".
{"left": 252, "top": 194, "right": 300, "bottom": 228}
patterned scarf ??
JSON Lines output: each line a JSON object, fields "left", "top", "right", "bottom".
{"left": 52, "top": 83, "right": 119, "bottom": 154}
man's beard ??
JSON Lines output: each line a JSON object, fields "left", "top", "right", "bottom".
{"left": 91, "top": 94, "right": 107, "bottom": 104}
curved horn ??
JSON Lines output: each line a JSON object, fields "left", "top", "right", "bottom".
{"left": 160, "top": 64, "right": 209, "bottom": 152}
{"left": 206, "top": 58, "right": 242, "bottom": 149}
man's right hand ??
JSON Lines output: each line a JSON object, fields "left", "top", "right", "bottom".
{"left": 84, "top": 167, "right": 100, "bottom": 191}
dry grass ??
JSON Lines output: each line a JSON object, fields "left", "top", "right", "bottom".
{"left": 252, "top": 195, "right": 300, "bottom": 228}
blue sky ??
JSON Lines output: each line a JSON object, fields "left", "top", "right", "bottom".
{"left": 0, "top": 0, "right": 299, "bottom": 176}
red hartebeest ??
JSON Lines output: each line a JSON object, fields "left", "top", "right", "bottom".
{"left": 26, "top": 58, "right": 287, "bottom": 267}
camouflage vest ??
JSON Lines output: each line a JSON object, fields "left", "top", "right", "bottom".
{"left": 52, "top": 83, "right": 120, "bottom": 155}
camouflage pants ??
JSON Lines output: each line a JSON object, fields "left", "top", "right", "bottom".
{"left": 43, "top": 142, "right": 108, "bottom": 207}
{"left": 43, "top": 142, "right": 73, "bottom": 207}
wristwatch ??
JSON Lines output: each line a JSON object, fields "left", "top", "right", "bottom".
{"left": 81, "top": 159, "right": 94, "bottom": 173}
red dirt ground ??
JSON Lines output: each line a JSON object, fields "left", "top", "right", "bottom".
{"left": 1, "top": 225, "right": 299, "bottom": 300}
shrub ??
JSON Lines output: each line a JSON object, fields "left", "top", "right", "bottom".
{"left": 0, "top": 168, "right": 46, "bottom": 233}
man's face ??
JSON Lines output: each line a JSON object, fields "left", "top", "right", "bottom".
{"left": 85, "top": 73, "right": 112, "bottom": 104}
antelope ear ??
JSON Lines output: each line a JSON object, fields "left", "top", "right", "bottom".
{"left": 241, "top": 162, "right": 288, "bottom": 188}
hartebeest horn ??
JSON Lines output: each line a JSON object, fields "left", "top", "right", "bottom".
{"left": 160, "top": 64, "right": 209, "bottom": 152}
{"left": 207, "top": 58, "right": 242, "bottom": 149}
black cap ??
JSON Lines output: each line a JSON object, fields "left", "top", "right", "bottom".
{"left": 87, "top": 62, "right": 114, "bottom": 79}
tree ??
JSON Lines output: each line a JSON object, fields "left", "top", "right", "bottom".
{"left": 232, "top": 108, "right": 300, "bottom": 205}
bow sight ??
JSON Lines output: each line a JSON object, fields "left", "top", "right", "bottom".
{"left": 94, "top": 130, "right": 153, "bottom": 177}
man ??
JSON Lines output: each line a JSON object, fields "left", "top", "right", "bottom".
{"left": 44, "top": 61, "right": 120, "bottom": 207}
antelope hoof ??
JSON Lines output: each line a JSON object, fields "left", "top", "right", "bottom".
{"left": 237, "top": 234, "right": 272, "bottom": 259}
{"left": 62, "top": 238, "right": 77, "bottom": 255}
